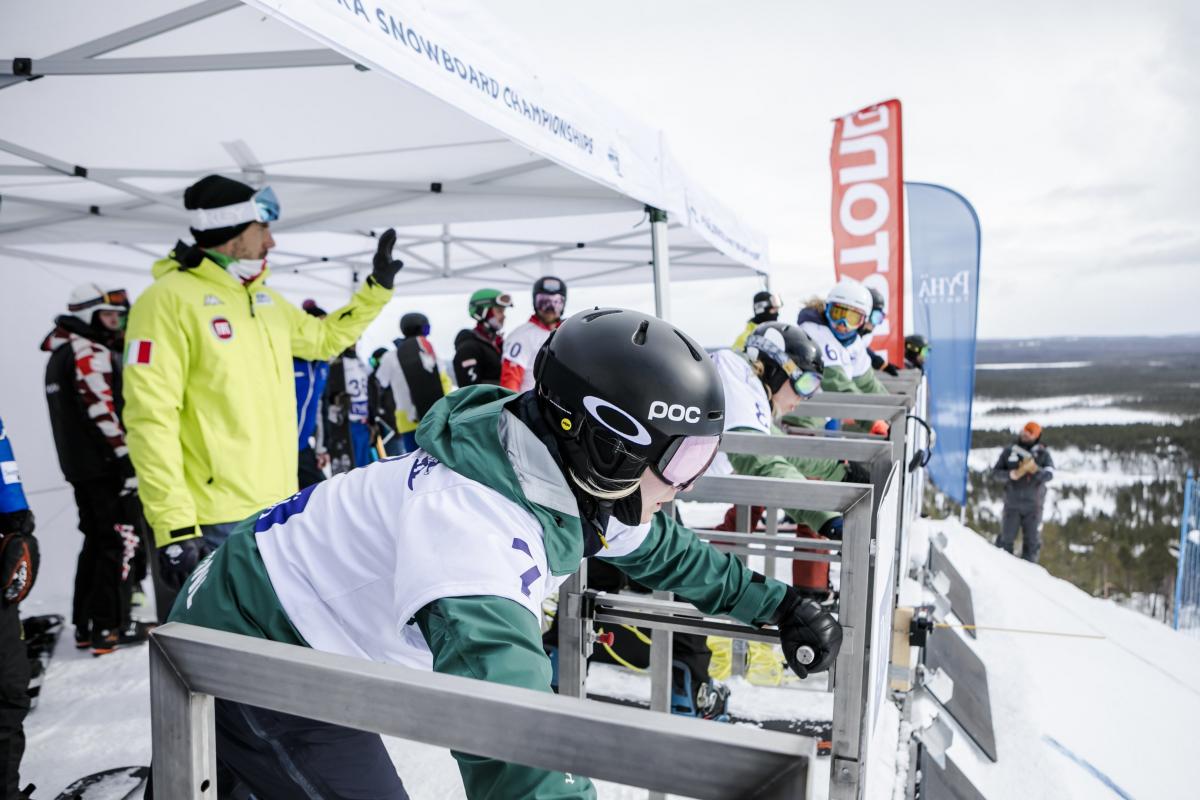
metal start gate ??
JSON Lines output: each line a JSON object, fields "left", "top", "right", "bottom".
{"left": 149, "top": 369, "right": 930, "bottom": 799}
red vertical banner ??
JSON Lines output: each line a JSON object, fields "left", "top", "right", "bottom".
{"left": 830, "top": 99, "right": 905, "bottom": 364}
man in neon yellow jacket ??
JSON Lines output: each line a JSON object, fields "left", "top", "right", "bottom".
{"left": 123, "top": 175, "right": 403, "bottom": 620}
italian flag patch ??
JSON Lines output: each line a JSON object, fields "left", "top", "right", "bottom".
{"left": 127, "top": 339, "right": 154, "bottom": 366}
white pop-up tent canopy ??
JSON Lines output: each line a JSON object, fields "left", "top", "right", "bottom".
{"left": 0, "top": 0, "right": 770, "bottom": 312}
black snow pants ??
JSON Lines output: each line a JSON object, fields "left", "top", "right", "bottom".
{"left": 998, "top": 504, "right": 1042, "bottom": 563}
{"left": 70, "top": 478, "right": 139, "bottom": 634}
{"left": 0, "top": 602, "right": 31, "bottom": 799}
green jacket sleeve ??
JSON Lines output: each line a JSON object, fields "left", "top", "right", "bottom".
{"left": 852, "top": 367, "right": 889, "bottom": 395}
{"left": 601, "top": 514, "right": 788, "bottom": 626}
{"left": 769, "top": 424, "right": 847, "bottom": 481}
{"left": 288, "top": 278, "right": 392, "bottom": 361}
{"left": 819, "top": 364, "right": 859, "bottom": 394}
{"left": 123, "top": 283, "right": 199, "bottom": 545}
{"left": 724, "top": 427, "right": 840, "bottom": 532}
{"left": 415, "top": 597, "right": 595, "bottom": 800}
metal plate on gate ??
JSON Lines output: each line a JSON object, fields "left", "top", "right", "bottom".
{"left": 930, "top": 545, "right": 977, "bottom": 638}
{"left": 919, "top": 748, "right": 987, "bottom": 800}
{"left": 923, "top": 629, "right": 997, "bottom": 762}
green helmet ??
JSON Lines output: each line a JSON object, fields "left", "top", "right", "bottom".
{"left": 468, "top": 288, "right": 514, "bottom": 322}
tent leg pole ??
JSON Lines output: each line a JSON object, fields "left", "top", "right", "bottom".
{"left": 649, "top": 206, "right": 671, "bottom": 321}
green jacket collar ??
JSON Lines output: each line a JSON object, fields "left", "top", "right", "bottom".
{"left": 416, "top": 386, "right": 583, "bottom": 575}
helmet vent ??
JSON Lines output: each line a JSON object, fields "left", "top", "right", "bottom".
{"left": 673, "top": 330, "right": 702, "bottom": 361}
{"left": 582, "top": 309, "right": 621, "bottom": 323}
{"left": 632, "top": 319, "right": 649, "bottom": 346}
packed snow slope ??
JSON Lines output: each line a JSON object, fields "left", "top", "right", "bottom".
{"left": 19, "top": 480, "right": 1200, "bottom": 798}
{"left": 910, "top": 517, "right": 1200, "bottom": 800}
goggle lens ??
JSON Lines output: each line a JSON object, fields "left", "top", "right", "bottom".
{"left": 658, "top": 435, "right": 720, "bottom": 489}
{"left": 792, "top": 371, "right": 822, "bottom": 399}
{"left": 252, "top": 186, "right": 280, "bottom": 223}
{"left": 829, "top": 304, "right": 865, "bottom": 328}
{"left": 869, "top": 308, "right": 885, "bottom": 327}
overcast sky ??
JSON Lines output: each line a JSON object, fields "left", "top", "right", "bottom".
{"left": 498, "top": 0, "right": 1200, "bottom": 338}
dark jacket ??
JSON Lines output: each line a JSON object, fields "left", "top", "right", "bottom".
{"left": 452, "top": 325, "right": 504, "bottom": 387}
{"left": 40, "top": 315, "right": 130, "bottom": 483}
{"left": 993, "top": 439, "right": 1054, "bottom": 512}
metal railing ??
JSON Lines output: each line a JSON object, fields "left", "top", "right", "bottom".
{"left": 149, "top": 623, "right": 817, "bottom": 799}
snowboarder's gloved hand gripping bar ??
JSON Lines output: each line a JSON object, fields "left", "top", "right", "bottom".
{"left": 772, "top": 584, "right": 843, "bottom": 679}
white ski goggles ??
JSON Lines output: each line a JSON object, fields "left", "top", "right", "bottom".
{"left": 190, "top": 186, "right": 280, "bottom": 231}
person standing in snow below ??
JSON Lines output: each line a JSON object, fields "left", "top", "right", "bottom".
{"left": 731, "top": 290, "right": 783, "bottom": 351}
{"left": 122, "top": 174, "right": 401, "bottom": 623}
{"left": 168, "top": 308, "right": 843, "bottom": 799}
{"left": 500, "top": 275, "right": 566, "bottom": 392}
{"left": 994, "top": 420, "right": 1055, "bottom": 563}
{"left": 375, "top": 312, "right": 453, "bottom": 455}
{"left": 41, "top": 284, "right": 152, "bottom": 654}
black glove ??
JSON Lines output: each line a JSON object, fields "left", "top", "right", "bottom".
{"left": 370, "top": 228, "right": 404, "bottom": 290}
{"left": 0, "top": 509, "right": 38, "bottom": 605}
{"left": 883, "top": 362, "right": 901, "bottom": 376}
{"left": 869, "top": 349, "right": 885, "bottom": 370}
{"left": 841, "top": 460, "right": 871, "bottom": 484}
{"left": 115, "top": 454, "right": 138, "bottom": 498}
{"left": 159, "top": 532, "right": 212, "bottom": 591}
{"left": 818, "top": 516, "right": 844, "bottom": 540}
{"left": 773, "top": 585, "right": 842, "bottom": 679}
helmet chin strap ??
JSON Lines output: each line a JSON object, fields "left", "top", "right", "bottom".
{"left": 612, "top": 489, "right": 643, "bottom": 526}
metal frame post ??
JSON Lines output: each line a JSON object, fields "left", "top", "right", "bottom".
{"left": 149, "top": 634, "right": 217, "bottom": 798}
{"left": 557, "top": 561, "right": 588, "bottom": 698}
{"left": 649, "top": 206, "right": 671, "bottom": 320}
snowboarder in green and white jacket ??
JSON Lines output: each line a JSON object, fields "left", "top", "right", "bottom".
{"left": 168, "top": 308, "right": 843, "bottom": 800}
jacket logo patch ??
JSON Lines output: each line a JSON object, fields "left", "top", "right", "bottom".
{"left": 203, "top": 294, "right": 223, "bottom": 306}
{"left": 127, "top": 339, "right": 154, "bottom": 366}
{"left": 211, "top": 317, "right": 234, "bottom": 341}
{"left": 254, "top": 292, "right": 273, "bottom": 305}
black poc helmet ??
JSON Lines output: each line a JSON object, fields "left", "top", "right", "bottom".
{"left": 744, "top": 322, "right": 825, "bottom": 396}
{"left": 400, "top": 312, "right": 430, "bottom": 337}
{"left": 534, "top": 308, "right": 724, "bottom": 516}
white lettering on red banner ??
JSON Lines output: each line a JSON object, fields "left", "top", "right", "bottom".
{"left": 830, "top": 99, "right": 905, "bottom": 364}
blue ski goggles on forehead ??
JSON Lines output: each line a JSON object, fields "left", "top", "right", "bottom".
{"left": 868, "top": 308, "right": 885, "bottom": 327}
{"left": 190, "top": 186, "right": 280, "bottom": 231}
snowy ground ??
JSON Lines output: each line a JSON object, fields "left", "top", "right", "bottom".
{"left": 908, "top": 517, "right": 1200, "bottom": 799}
{"left": 971, "top": 395, "right": 1188, "bottom": 431}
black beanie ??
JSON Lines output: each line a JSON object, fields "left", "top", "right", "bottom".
{"left": 400, "top": 312, "right": 430, "bottom": 337}
{"left": 184, "top": 174, "right": 256, "bottom": 248}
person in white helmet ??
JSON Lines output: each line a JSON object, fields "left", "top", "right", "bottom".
{"left": 786, "top": 278, "right": 889, "bottom": 432}
{"left": 39, "top": 284, "right": 151, "bottom": 655}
